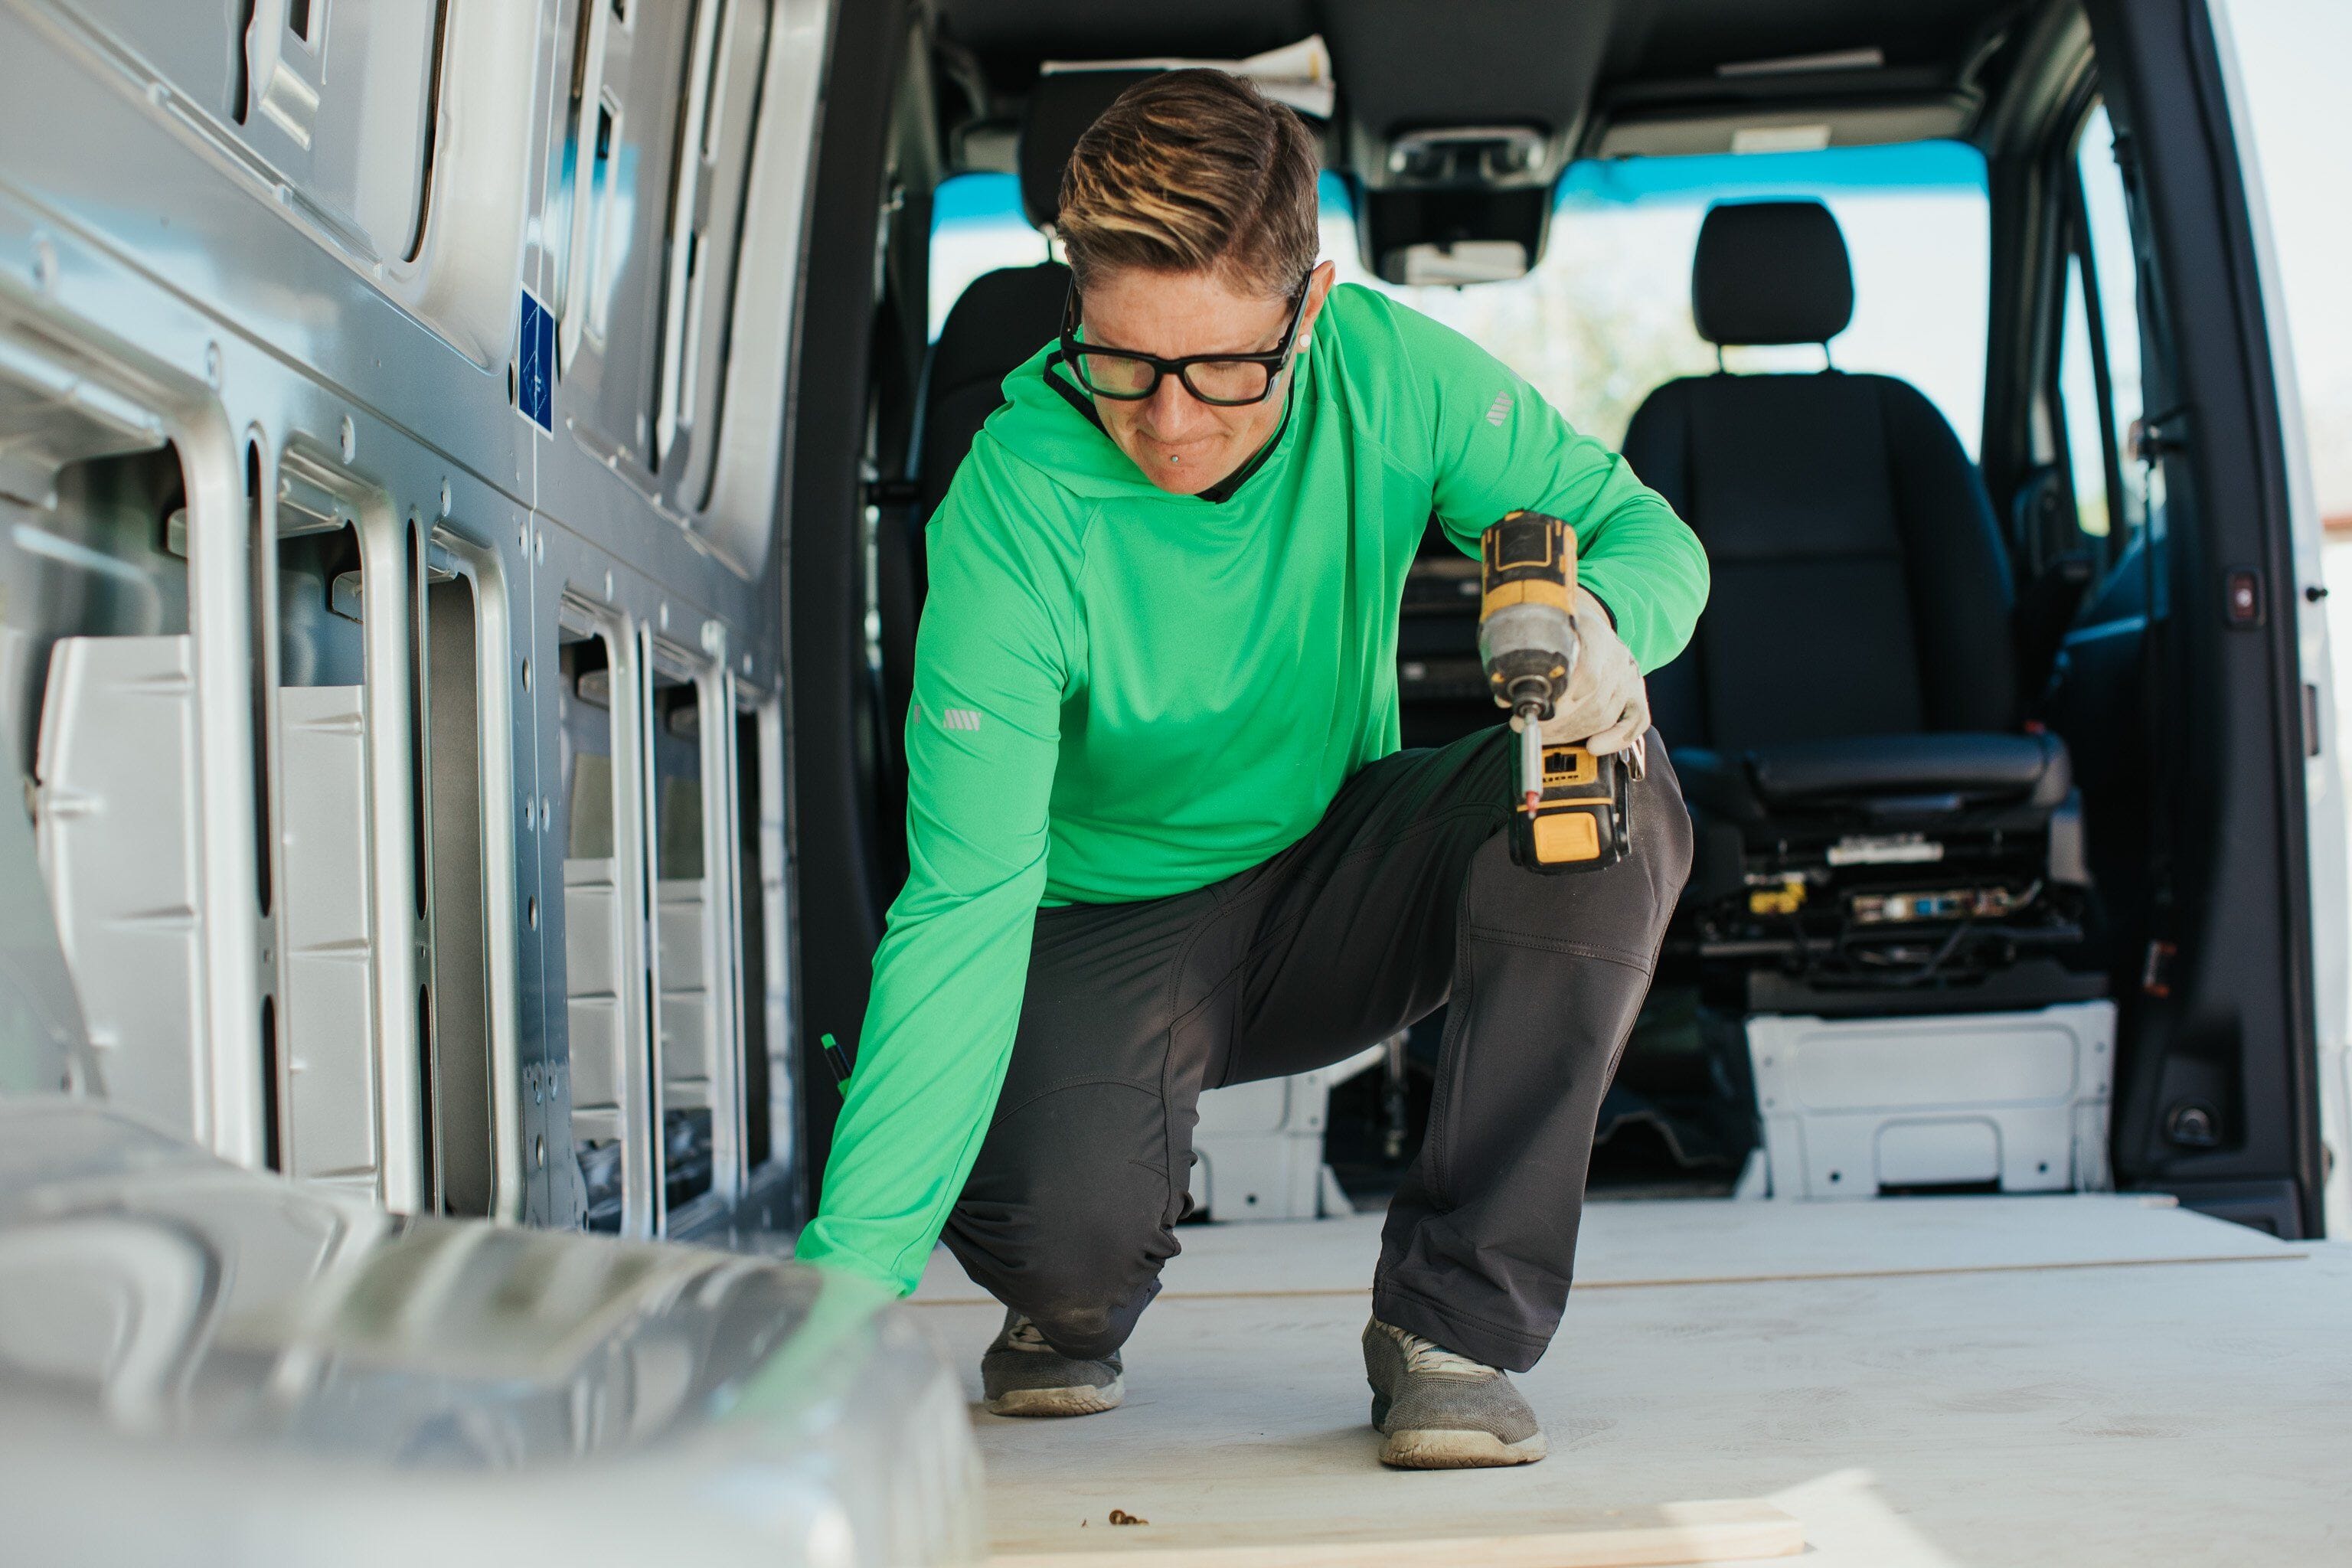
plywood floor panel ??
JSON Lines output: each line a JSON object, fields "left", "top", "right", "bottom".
{"left": 916, "top": 1199, "right": 2352, "bottom": 1566}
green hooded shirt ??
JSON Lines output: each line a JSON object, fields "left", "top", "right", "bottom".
{"left": 796, "top": 283, "right": 1708, "bottom": 1292}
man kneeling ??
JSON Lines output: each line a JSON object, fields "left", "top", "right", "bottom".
{"left": 796, "top": 68, "right": 1706, "bottom": 1469}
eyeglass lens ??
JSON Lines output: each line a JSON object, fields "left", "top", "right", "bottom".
{"left": 1073, "top": 352, "right": 1274, "bottom": 404}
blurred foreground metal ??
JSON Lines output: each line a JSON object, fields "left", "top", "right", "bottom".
{"left": 0, "top": 1099, "right": 984, "bottom": 1566}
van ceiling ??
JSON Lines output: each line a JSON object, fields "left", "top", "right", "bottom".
{"left": 931, "top": 0, "right": 2034, "bottom": 162}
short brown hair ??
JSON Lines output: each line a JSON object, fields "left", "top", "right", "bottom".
{"left": 1056, "top": 69, "right": 1321, "bottom": 299}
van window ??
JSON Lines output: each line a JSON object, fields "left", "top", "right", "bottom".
{"left": 2069, "top": 103, "right": 2148, "bottom": 543}
{"left": 931, "top": 173, "right": 1054, "bottom": 338}
{"left": 2056, "top": 251, "right": 2117, "bottom": 537}
{"left": 1324, "top": 142, "right": 1991, "bottom": 454}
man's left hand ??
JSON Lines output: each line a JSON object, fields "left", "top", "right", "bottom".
{"left": 1510, "top": 588, "right": 1650, "bottom": 755}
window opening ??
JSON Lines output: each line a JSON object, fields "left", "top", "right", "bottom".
{"left": 234, "top": 0, "right": 258, "bottom": 123}
{"left": 18, "top": 443, "right": 198, "bottom": 1143}
{"left": 560, "top": 626, "right": 635, "bottom": 1233}
{"left": 586, "top": 100, "right": 621, "bottom": 345}
{"left": 271, "top": 499, "right": 377, "bottom": 1197}
{"left": 2057, "top": 253, "right": 2120, "bottom": 542}
{"left": 736, "top": 700, "right": 776, "bottom": 1174}
{"left": 244, "top": 443, "right": 274, "bottom": 915}
{"left": 649, "top": 655, "right": 719, "bottom": 1220}
{"left": 423, "top": 564, "right": 493, "bottom": 1216}
{"left": 2073, "top": 103, "right": 2148, "bottom": 550}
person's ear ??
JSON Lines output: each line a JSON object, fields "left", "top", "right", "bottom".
{"left": 1296, "top": 260, "right": 1337, "bottom": 342}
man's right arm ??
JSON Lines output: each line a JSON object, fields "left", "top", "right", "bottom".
{"left": 793, "top": 450, "right": 1074, "bottom": 1295}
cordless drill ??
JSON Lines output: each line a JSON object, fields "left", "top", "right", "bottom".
{"left": 1478, "top": 509, "right": 1632, "bottom": 874}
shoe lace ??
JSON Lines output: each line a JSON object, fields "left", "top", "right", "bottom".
{"left": 1006, "top": 1315, "right": 1050, "bottom": 1351}
{"left": 1380, "top": 1321, "right": 1496, "bottom": 1378}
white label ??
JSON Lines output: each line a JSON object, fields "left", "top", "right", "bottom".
{"left": 1732, "top": 123, "right": 1834, "bottom": 154}
{"left": 1826, "top": 834, "right": 1943, "bottom": 867}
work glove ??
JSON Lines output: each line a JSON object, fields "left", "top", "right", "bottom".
{"left": 1509, "top": 588, "right": 1650, "bottom": 756}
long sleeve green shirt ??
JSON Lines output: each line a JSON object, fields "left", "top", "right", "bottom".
{"left": 795, "top": 283, "right": 1708, "bottom": 1292}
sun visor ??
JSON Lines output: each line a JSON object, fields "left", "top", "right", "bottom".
{"left": 1596, "top": 95, "right": 1978, "bottom": 158}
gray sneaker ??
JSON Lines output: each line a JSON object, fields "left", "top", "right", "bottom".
{"left": 981, "top": 1309, "right": 1125, "bottom": 1417}
{"left": 1362, "top": 1317, "right": 1548, "bottom": 1468}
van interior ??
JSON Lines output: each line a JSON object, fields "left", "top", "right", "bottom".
{"left": 0, "top": 0, "right": 2338, "bottom": 1557}
{"left": 791, "top": 0, "right": 2325, "bottom": 1238}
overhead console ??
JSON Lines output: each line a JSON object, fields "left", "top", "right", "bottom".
{"left": 1322, "top": 0, "right": 1610, "bottom": 283}
{"left": 1583, "top": 0, "right": 2018, "bottom": 158}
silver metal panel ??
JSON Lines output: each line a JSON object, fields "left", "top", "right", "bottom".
{"left": 51, "top": 2, "right": 250, "bottom": 122}
{"left": 702, "top": 0, "right": 830, "bottom": 573}
{"left": 553, "top": 0, "right": 696, "bottom": 479}
{"left": 0, "top": 1100, "right": 986, "bottom": 1566}
{"left": 235, "top": 0, "right": 443, "bottom": 264}
{"left": 31, "top": 635, "right": 203, "bottom": 1134}
{"left": 276, "top": 682, "right": 379, "bottom": 1193}
{"left": 0, "top": 0, "right": 817, "bottom": 1246}
{"left": 656, "top": 0, "right": 773, "bottom": 511}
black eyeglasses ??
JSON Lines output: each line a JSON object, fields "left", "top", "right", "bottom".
{"left": 1058, "top": 271, "right": 1313, "bottom": 407}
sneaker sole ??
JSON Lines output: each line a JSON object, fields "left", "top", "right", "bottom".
{"left": 1379, "top": 1428, "right": 1549, "bottom": 1469}
{"left": 985, "top": 1377, "right": 1125, "bottom": 1418}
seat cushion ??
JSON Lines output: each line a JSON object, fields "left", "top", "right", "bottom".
{"left": 1745, "top": 732, "right": 2072, "bottom": 810}
{"left": 1671, "top": 730, "right": 2072, "bottom": 838}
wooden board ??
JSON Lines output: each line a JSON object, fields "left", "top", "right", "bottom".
{"left": 989, "top": 1495, "right": 1800, "bottom": 1567}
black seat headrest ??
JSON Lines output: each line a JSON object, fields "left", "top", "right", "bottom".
{"left": 1020, "top": 70, "right": 1162, "bottom": 230}
{"left": 1691, "top": 200, "right": 1854, "bottom": 347}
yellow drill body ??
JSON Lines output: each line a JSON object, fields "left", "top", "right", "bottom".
{"left": 1477, "top": 511, "right": 1633, "bottom": 874}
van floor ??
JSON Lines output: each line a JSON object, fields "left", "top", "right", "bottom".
{"left": 911, "top": 1195, "right": 2352, "bottom": 1566}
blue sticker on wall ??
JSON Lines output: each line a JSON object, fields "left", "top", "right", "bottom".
{"left": 518, "top": 288, "right": 554, "bottom": 433}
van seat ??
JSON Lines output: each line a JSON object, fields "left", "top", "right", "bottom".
{"left": 1620, "top": 201, "right": 2090, "bottom": 997}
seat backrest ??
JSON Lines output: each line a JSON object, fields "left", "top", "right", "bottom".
{"left": 883, "top": 70, "right": 1155, "bottom": 736}
{"left": 1622, "top": 200, "right": 2017, "bottom": 752}
{"left": 917, "top": 262, "right": 1071, "bottom": 517}
{"left": 915, "top": 68, "right": 1155, "bottom": 512}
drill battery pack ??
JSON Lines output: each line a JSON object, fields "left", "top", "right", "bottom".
{"left": 1514, "top": 741, "right": 1632, "bottom": 874}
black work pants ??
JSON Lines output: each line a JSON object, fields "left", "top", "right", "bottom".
{"left": 940, "top": 725, "right": 1692, "bottom": 1373}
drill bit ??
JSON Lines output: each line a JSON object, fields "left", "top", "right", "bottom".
{"left": 1519, "top": 704, "right": 1544, "bottom": 813}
